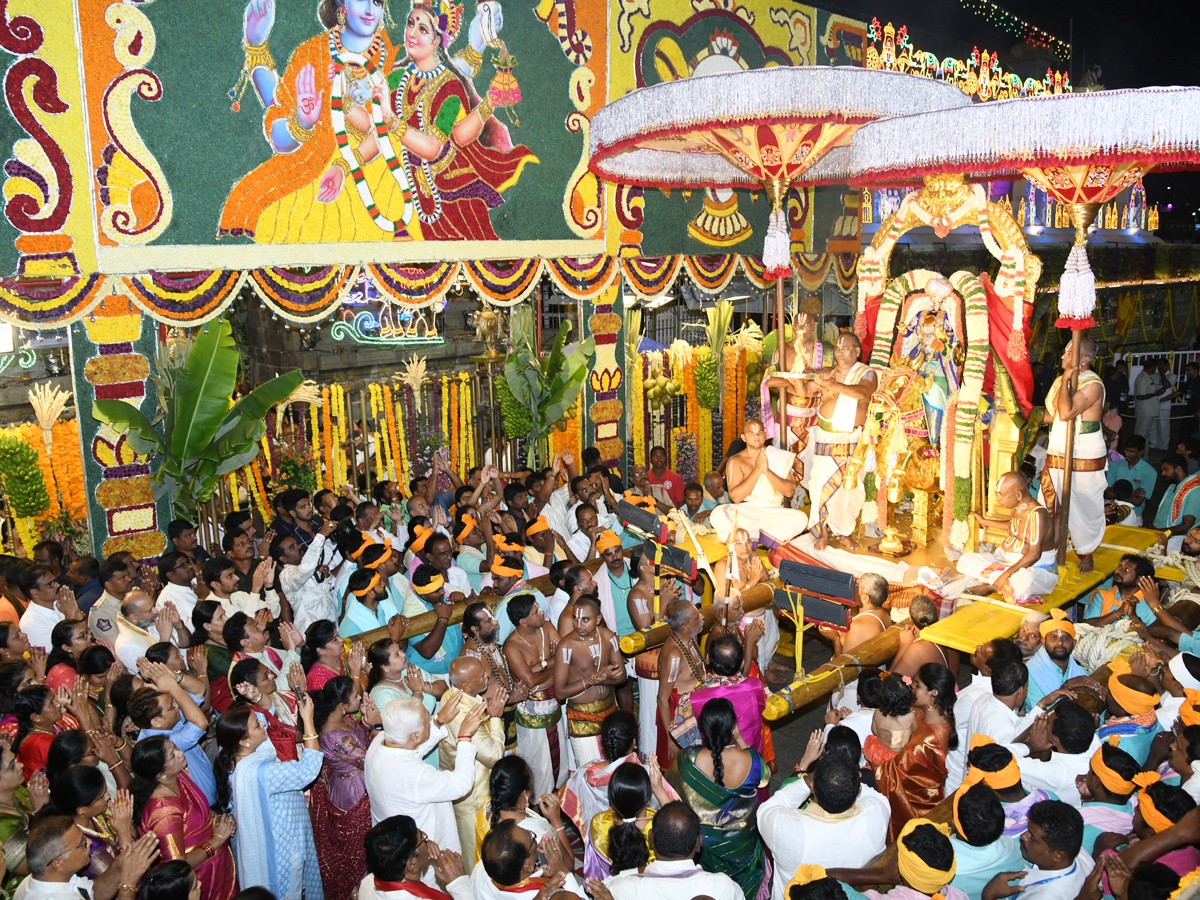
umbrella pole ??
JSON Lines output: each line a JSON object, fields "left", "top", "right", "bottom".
{"left": 775, "top": 277, "right": 788, "bottom": 448}
{"left": 1056, "top": 328, "right": 1081, "bottom": 565}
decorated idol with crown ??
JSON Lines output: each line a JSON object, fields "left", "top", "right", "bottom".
{"left": 387, "top": 0, "right": 537, "bottom": 240}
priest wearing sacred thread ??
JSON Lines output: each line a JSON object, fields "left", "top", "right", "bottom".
{"left": 710, "top": 419, "right": 808, "bottom": 546}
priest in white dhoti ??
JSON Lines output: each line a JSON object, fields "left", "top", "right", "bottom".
{"left": 711, "top": 419, "right": 808, "bottom": 545}
{"left": 807, "top": 334, "right": 877, "bottom": 547}
{"left": 1041, "top": 337, "right": 1106, "bottom": 573}
{"left": 957, "top": 472, "right": 1059, "bottom": 603}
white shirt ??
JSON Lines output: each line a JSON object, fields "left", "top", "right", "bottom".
{"left": 156, "top": 580, "right": 199, "bottom": 627}
{"left": 1019, "top": 851, "right": 1094, "bottom": 899}
{"left": 946, "top": 674, "right": 993, "bottom": 793}
{"left": 566, "top": 531, "right": 591, "bottom": 563}
{"left": 219, "top": 588, "right": 280, "bottom": 619}
{"left": 19, "top": 602, "right": 63, "bottom": 652}
{"left": 113, "top": 617, "right": 156, "bottom": 673}
{"left": 758, "top": 778, "right": 890, "bottom": 900}
{"left": 1158, "top": 693, "right": 1186, "bottom": 731}
{"left": 469, "top": 866, "right": 586, "bottom": 899}
{"left": 967, "top": 693, "right": 1036, "bottom": 747}
{"left": 356, "top": 873, "right": 473, "bottom": 900}
{"left": 364, "top": 727, "right": 477, "bottom": 854}
{"left": 1008, "top": 735, "right": 1101, "bottom": 806}
{"left": 824, "top": 706, "right": 873, "bottom": 760}
{"left": 605, "top": 858, "right": 743, "bottom": 900}
{"left": 14, "top": 874, "right": 95, "bottom": 900}
{"left": 279, "top": 534, "right": 338, "bottom": 636}
{"left": 544, "top": 485, "right": 572, "bottom": 540}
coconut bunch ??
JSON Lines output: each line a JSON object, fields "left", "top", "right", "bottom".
{"left": 643, "top": 350, "right": 681, "bottom": 409}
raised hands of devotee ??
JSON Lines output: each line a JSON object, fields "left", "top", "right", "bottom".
{"left": 53, "top": 683, "right": 72, "bottom": 714}
{"left": 436, "top": 689, "right": 463, "bottom": 726}
{"left": 116, "top": 833, "right": 161, "bottom": 890}
{"left": 253, "top": 608, "right": 274, "bottom": 631}
{"left": 744, "top": 614, "right": 766, "bottom": 647}
{"left": 1024, "top": 713, "right": 1055, "bottom": 753}
{"left": 536, "top": 792, "right": 564, "bottom": 825}
{"left": 90, "top": 727, "right": 121, "bottom": 771}
{"left": 432, "top": 848, "right": 465, "bottom": 889}
{"left": 111, "top": 789, "right": 135, "bottom": 848}
{"left": 404, "top": 664, "right": 425, "bottom": 696}
{"left": 361, "top": 693, "right": 382, "bottom": 727}
{"left": 539, "top": 828, "right": 572, "bottom": 878}
{"left": 154, "top": 604, "right": 175, "bottom": 642}
{"left": 981, "top": 870, "right": 1028, "bottom": 900}
{"left": 186, "top": 645, "right": 209, "bottom": 678}
{"left": 28, "top": 646, "right": 46, "bottom": 683}
{"left": 483, "top": 682, "right": 508, "bottom": 719}
{"left": 287, "top": 661, "right": 307, "bottom": 696}
{"left": 55, "top": 584, "right": 80, "bottom": 620}
{"left": 825, "top": 705, "right": 852, "bottom": 726}
{"left": 211, "top": 813, "right": 237, "bottom": 845}
{"left": 27, "top": 770, "right": 48, "bottom": 812}
{"left": 798, "top": 729, "right": 824, "bottom": 773}
{"left": 347, "top": 641, "right": 367, "bottom": 680}
{"left": 585, "top": 879, "right": 615, "bottom": 900}
{"left": 280, "top": 620, "right": 303, "bottom": 652}
{"left": 234, "top": 678, "right": 263, "bottom": 705}
{"left": 457, "top": 703, "right": 486, "bottom": 739}
{"left": 138, "top": 660, "right": 177, "bottom": 693}
{"left": 251, "top": 558, "right": 275, "bottom": 594}
{"left": 647, "top": 753, "right": 665, "bottom": 793}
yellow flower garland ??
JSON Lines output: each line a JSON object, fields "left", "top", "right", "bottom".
{"left": 368, "top": 384, "right": 386, "bottom": 483}
{"left": 384, "top": 385, "right": 403, "bottom": 488}
{"left": 450, "top": 379, "right": 460, "bottom": 475}
{"left": 310, "top": 400, "right": 322, "bottom": 473}
{"left": 630, "top": 354, "right": 645, "bottom": 467}
{"left": 321, "top": 387, "right": 334, "bottom": 491}
{"left": 227, "top": 472, "right": 240, "bottom": 512}
{"left": 698, "top": 408, "right": 713, "bottom": 475}
{"left": 441, "top": 376, "right": 450, "bottom": 464}
{"left": 15, "top": 424, "right": 59, "bottom": 523}
{"left": 394, "top": 394, "right": 410, "bottom": 493}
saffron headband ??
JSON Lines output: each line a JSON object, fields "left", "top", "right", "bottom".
{"left": 353, "top": 573, "right": 381, "bottom": 598}
{"left": 1108, "top": 660, "right": 1161, "bottom": 716}
{"left": 1133, "top": 772, "right": 1174, "bottom": 833}
{"left": 596, "top": 530, "right": 622, "bottom": 553}
{"left": 456, "top": 514, "right": 477, "bottom": 543}
{"left": 1039, "top": 608, "right": 1075, "bottom": 639}
{"left": 412, "top": 574, "right": 445, "bottom": 597}
{"left": 896, "top": 819, "right": 956, "bottom": 898}
{"left": 1090, "top": 738, "right": 1136, "bottom": 796}
{"left": 364, "top": 545, "right": 394, "bottom": 570}
{"left": 525, "top": 516, "right": 549, "bottom": 537}
{"left": 491, "top": 558, "right": 523, "bottom": 578}
{"left": 410, "top": 525, "right": 433, "bottom": 553}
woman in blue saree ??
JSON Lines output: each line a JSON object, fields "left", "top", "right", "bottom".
{"left": 676, "top": 698, "right": 771, "bottom": 900}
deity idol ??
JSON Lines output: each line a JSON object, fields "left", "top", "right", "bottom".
{"left": 895, "top": 276, "right": 963, "bottom": 444}
{"left": 389, "top": 0, "right": 538, "bottom": 240}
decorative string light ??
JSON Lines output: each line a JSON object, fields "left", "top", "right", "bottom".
{"left": 960, "top": 0, "right": 1071, "bottom": 61}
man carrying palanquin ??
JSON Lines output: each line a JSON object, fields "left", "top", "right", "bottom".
{"left": 710, "top": 419, "right": 808, "bottom": 545}
{"left": 1042, "top": 337, "right": 1106, "bottom": 573}
{"left": 807, "top": 333, "right": 877, "bottom": 549}
{"left": 957, "top": 472, "right": 1058, "bottom": 603}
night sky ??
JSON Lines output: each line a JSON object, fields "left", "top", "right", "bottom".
{"left": 832, "top": 0, "right": 1200, "bottom": 221}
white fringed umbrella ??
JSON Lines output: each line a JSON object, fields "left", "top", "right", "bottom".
{"left": 588, "top": 66, "right": 970, "bottom": 434}
{"left": 842, "top": 86, "right": 1200, "bottom": 329}
{"left": 838, "top": 85, "right": 1200, "bottom": 562}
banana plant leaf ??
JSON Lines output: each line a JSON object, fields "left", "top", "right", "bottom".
{"left": 168, "top": 319, "right": 240, "bottom": 465}
{"left": 93, "top": 399, "right": 164, "bottom": 456}
{"left": 213, "top": 370, "right": 304, "bottom": 445}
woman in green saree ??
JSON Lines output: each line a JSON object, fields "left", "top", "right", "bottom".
{"left": 677, "top": 698, "right": 771, "bottom": 900}
{"left": 0, "top": 741, "right": 38, "bottom": 893}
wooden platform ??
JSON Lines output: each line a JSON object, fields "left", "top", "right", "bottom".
{"left": 920, "top": 524, "right": 1164, "bottom": 654}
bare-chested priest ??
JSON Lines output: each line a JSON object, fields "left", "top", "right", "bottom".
{"left": 956, "top": 471, "right": 1058, "bottom": 602}
{"left": 1042, "top": 337, "right": 1106, "bottom": 573}
{"left": 553, "top": 595, "right": 625, "bottom": 767}
{"left": 762, "top": 301, "right": 823, "bottom": 463}
{"left": 807, "top": 334, "right": 877, "bottom": 549}
{"left": 709, "top": 419, "right": 808, "bottom": 545}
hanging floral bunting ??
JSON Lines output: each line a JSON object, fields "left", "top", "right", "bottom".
{"left": 463, "top": 259, "right": 546, "bottom": 306}
{"left": 122, "top": 270, "right": 246, "bottom": 325}
{"left": 683, "top": 255, "right": 740, "bottom": 294}
{"left": 368, "top": 261, "right": 462, "bottom": 308}
{"left": 621, "top": 256, "right": 683, "bottom": 301}
{"left": 249, "top": 265, "right": 357, "bottom": 323}
{"left": 544, "top": 255, "right": 620, "bottom": 300}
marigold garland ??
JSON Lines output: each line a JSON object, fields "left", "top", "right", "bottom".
{"left": 245, "top": 461, "right": 271, "bottom": 521}
{"left": 227, "top": 472, "right": 240, "bottom": 512}
{"left": 309, "top": 400, "right": 321, "bottom": 473}
{"left": 321, "top": 387, "right": 334, "bottom": 491}
{"left": 735, "top": 348, "right": 747, "bottom": 438}
{"left": 384, "top": 385, "right": 403, "bottom": 490}
{"left": 440, "top": 376, "right": 450, "bottom": 467}
{"left": 698, "top": 408, "right": 713, "bottom": 475}
{"left": 49, "top": 420, "right": 86, "bottom": 520}
{"left": 721, "top": 347, "right": 738, "bottom": 458}
{"left": 394, "top": 391, "right": 410, "bottom": 492}
{"left": 450, "top": 379, "right": 460, "bottom": 475}
{"left": 630, "top": 354, "right": 645, "bottom": 467}
{"left": 14, "top": 424, "right": 59, "bottom": 524}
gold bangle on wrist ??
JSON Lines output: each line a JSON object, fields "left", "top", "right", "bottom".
{"left": 286, "top": 112, "right": 315, "bottom": 144}
{"left": 460, "top": 43, "right": 483, "bottom": 73}
{"left": 302, "top": 732, "right": 318, "bottom": 741}
{"left": 332, "top": 157, "right": 352, "bottom": 179}
{"left": 244, "top": 40, "right": 275, "bottom": 72}
{"left": 388, "top": 115, "right": 408, "bottom": 139}
{"left": 476, "top": 97, "right": 494, "bottom": 124}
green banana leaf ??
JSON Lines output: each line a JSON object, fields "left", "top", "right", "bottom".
{"left": 212, "top": 370, "right": 304, "bottom": 449}
{"left": 93, "top": 399, "right": 165, "bottom": 457}
{"left": 168, "top": 319, "right": 240, "bottom": 465}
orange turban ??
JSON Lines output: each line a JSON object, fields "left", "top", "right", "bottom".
{"left": 963, "top": 735, "right": 1022, "bottom": 791}
{"left": 1108, "top": 659, "right": 1161, "bottom": 716}
{"left": 1090, "top": 738, "right": 1136, "bottom": 796}
{"left": 526, "top": 516, "right": 549, "bottom": 537}
{"left": 349, "top": 534, "right": 376, "bottom": 561}
{"left": 456, "top": 514, "right": 477, "bottom": 543}
{"left": 1039, "top": 608, "right": 1075, "bottom": 639}
{"left": 491, "top": 558, "right": 523, "bottom": 578}
{"left": 410, "top": 525, "right": 433, "bottom": 553}
{"left": 364, "top": 545, "right": 394, "bottom": 570}
{"left": 1181, "top": 688, "right": 1200, "bottom": 727}
{"left": 1133, "top": 772, "right": 1174, "bottom": 833}
{"left": 352, "top": 572, "right": 381, "bottom": 598}
{"left": 596, "top": 530, "right": 622, "bottom": 553}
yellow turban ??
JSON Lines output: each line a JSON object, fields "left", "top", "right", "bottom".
{"left": 412, "top": 574, "right": 445, "bottom": 597}
{"left": 352, "top": 572, "right": 381, "bottom": 598}
{"left": 896, "top": 819, "right": 956, "bottom": 898}
{"left": 1039, "top": 608, "right": 1075, "bottom": 639}
{"left": 525, "top": 516, "right": 549, "bottom": 537}
{"left": 963, "top": 735, "right": 1022, "bottom": 791}
{"left": 491, "top": 558, "right": 523, "bottom": 578}
{"left": 785, "top": 866, "right": 829, "bottom": 893}
{"left": 410, "top": 525, "right": 433, "bottom": 553}
{"left": 456, "top": 514, "right": 477, "bottom": 543}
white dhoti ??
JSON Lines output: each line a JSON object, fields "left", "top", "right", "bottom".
{"left": 1042, "top": 426, "right": 1107, "bottom": 556}
{"left": 807, "top": 425, "right": 864, "bottom": 537}
{"left": 955, "top": 552, "right": 1060, "bottom": 601}
{"left": 515, "top": 696, "right": 567, "bottom": 796}
{"left": 634, "top": 653, "right": 659, "bottom": 760}
{"left": 711, "top": 446, "right": 808, "bottom": 542}
{"left": 791, "top": 533, "right": 913, "bottom": 581}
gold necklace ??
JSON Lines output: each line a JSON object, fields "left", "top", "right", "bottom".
{"left": 515, "top": 626, "right": 548, "bottom": 671}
